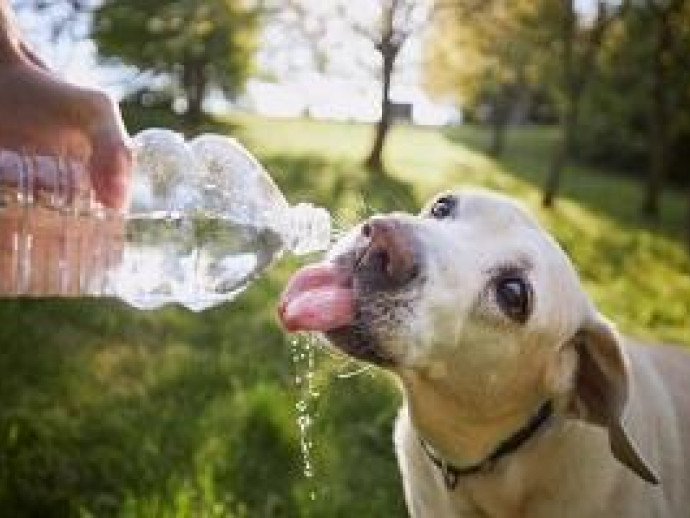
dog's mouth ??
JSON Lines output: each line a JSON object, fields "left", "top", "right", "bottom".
{"left": 278, "top": 261, "right": 356, "bottom": 334}
{"left": 278, "top": 219, "right": 421, "bottom": 366}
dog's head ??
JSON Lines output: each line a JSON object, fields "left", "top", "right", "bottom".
{"left": 279, "top": 189, "right": 657, "bottom": 483}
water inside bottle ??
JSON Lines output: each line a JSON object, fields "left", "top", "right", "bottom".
{"left": 111, "top": 210, "right": 284, "bottom": 311}
{"left": 117, "top": 130, "right": 332, "bottom": 311}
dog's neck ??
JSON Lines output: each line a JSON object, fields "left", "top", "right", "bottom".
{"left": 399, "top": 368, "right": 552, "bottom": 472}
{"left": 419, "top": 400, "right": 553, "bottom": 488}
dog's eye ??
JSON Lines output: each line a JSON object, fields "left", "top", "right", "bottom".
{"left": 495, "top": 277, "right": 532, "bottom": 323}
{"left": 430, "top": 196, "right": 456, "bottom": 219}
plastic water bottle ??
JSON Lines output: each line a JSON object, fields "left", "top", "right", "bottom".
{"left": 0, "top": 129, "right": 331, "bottom": 310}
{"left": 0, "top": 150, "right": 123, "bottom": 296}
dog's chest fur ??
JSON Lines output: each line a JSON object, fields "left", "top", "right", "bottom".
{"left": 393, "top": 403, "right": 667, "bottom": 518}
{"left": 394, "top": 404, "right": 545, "bottom": 517}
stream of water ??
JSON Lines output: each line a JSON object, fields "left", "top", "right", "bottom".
{"left": 289, "top": 333, "right": 321, "bottom": 502}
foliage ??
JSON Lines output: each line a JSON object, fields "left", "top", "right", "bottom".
{"left": 426, "top": 0, "right": 689, "bottom": 218}
{"left": 575, "top": 1, "right": 690, "bottom": 186}
{"left": 426, "top": 0, "right": 556, "bottom": 157}
{"left": 425, "top": 0, "right": 622, "bottom": 121}
{"left": 92, "top": 0, "right": 258, "bottom": 123}
{"left": 1, "top": 115, "right": 689, "bottom": 517}
{"left": 425, "top": 1, "right": 539, "bottom": 112}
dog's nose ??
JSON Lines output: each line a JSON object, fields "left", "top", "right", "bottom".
{"left": 358, "top": 217, "right": 418, "bottom": 288}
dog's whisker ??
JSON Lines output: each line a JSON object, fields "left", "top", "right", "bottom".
{"left": 335, "top": 362, "right": 373, "bottom": 379}
{"left": 309, "top": 333, "right": 375, "bottom": 376}
{"left": 330, "top": 215, "right": 356, "bottom": 241}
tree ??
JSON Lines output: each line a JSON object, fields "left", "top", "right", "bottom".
{"left": 540, "top": 0, "right": 620, "bottom": 207}
{"left": 569, "top": 0, "right": 690, "bottom": 234}
{"left": 426, "top": 0, "right": 540, "bottom": 157}
{"left": 92, "top": 0, "right": 258, "bottom": 126}
{"left": 640, "top": 0, "right": 688, "bottom": 218}
{"left": 364, "top": 0, "right": 419, "bottom": 173}
{"left": 264, "top": 0, "right": 424, "bottom": 175}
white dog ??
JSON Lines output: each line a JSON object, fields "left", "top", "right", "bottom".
{"left": 279, "top": 189, "right": 690, "bottom": 517}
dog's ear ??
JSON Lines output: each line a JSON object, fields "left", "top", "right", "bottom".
{"left": 571, "top": 316, "right": 658, "bottom": 485}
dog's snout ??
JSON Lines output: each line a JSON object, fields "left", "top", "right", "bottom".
{"left": 358, "top": 218, "right": 418, "bottom": 288}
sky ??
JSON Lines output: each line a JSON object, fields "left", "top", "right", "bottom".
{"left": 13, "top": 4, "right": 137, "bottom": 91}
{"left": 12, "top": 0, "right": 598, "bottom": 125}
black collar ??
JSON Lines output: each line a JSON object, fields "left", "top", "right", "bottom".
{"left": 419, "top": 400, "right": 554, "bottom": 490}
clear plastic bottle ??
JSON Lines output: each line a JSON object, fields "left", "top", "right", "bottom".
{"left": 0, "top": 130, "right": 331, "bottom": 310}
{"left": 0, "top": 149, "right": 123, "bottom": 296}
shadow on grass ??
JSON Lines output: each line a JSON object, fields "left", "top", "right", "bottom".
{"left": 0, "top": 290, "right": 304, "bottom": 517}
{"left": 443, "top": 125, "right": 688, "bottom": 247}
{"left": 261, "top": 154, "right": 418, "bottom": 223}
{"left": 121, "top": 105, "right": 240, "bottom": 139}
{"left": 0, "top": 230, "right": 407, "bottom": 516}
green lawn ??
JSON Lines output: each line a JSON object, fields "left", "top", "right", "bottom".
{"left": 1, "top": 115, "right": 688, "bottom": 518}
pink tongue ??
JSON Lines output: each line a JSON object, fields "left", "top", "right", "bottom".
{"left": 278, "top": 263, "right": 354, "bottom": 332}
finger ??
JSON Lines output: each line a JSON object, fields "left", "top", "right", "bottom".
{"left": 90, "top": 134, "right": 132, "bottom": 210}
{"left": 87, "top": 95, "right": 132, "bottom": 210}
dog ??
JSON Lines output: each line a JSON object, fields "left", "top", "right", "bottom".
{"left": 278, "top": 189, "right": 690, "bottom": 517}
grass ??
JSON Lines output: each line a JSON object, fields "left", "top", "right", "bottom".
{"left": 1, "top": 114, "right": 688, "bottom": 518}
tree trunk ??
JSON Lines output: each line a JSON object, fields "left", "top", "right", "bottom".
{"left": 644, "top": 100, "right": 665, "bottom": 218}
{"left": 489, "top": 115, "right": 507, "bottom": 157}
{"left": 182, "top": 59, "right": 207, "bottom": 127}
{"left": 542, "top": 133, "right": 566, "bottom": 208}
{"left": 687, "top": 182, "right": 690, "bottom": 253}
{"left": 366, "top": 102, "right": 392, "bottom": 174}
{"left": 543, "top": 96, "right": 578, "bottom": 207}
{"left": 642, "top": 11, "right": 670, "bottom": 219}
{"left": 542, "top": 0, "right": 576, "bottom": 208}
{"left": 542, "top": 0, "right": 613, "bottom": 207}
{"left": 488, "top": 89, "right": 511, "bottom": 157}
{"left": 366, "top": 49, "right": 396, "bottom": 174}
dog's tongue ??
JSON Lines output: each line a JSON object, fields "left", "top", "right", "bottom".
{"left": 278, "top": 263, "right": 354, "bottom": 332}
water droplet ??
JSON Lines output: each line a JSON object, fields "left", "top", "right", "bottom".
{"left": 289, "top": 333, "right": 321, "bottom": 503}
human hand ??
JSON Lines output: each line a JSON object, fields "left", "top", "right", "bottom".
{"left": 0, "top": 21, "right": 131, "bottom": 295}
{"left": 0, "top": 41, "right": 131, "bottom": 209}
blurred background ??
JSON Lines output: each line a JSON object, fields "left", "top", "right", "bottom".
{"left": 2, "top": 0, "right": 689, "bottom": 516}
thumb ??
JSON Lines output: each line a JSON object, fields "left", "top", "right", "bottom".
{"left": 87, "top": 95, "right": 132, "bottom": 210}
